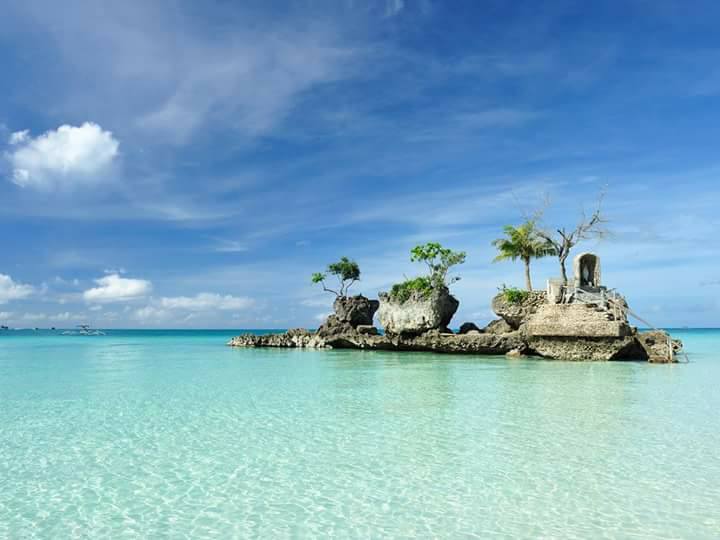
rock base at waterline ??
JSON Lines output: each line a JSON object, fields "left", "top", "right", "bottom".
{"left": 228, "top": 328, "right": 525, "bottom": 355}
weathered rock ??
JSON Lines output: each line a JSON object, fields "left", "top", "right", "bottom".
{"left": 228, "top": 328, "right": 327, "bottom": 349}
{"left": 527, "top": 335, "right": 640, "bottom": 361}
{"left": 636, "top": 330, "right": 681, "bottom": 363}
{"left": 526, "top": 303, "right": 633, "bottom": 338}
{"left": 505, "top": 348, "right": 526, "bottom": 358}
{"left": 524, "top": 302, "right": 640, "bottom": 361}
{"left": 491, "top": 291, "right": 546, "bottom": 329}
{"left": 394, "top": 329, "right": 525, "bottom": 354}
{"left": 333, "top": 295, "right": 379, "bottom": 327}
{"left": 316, "top": 314, "right": 355, "bottom": 338}
{"left": 484, "top": 318, "right": 514, "bottom": 335}
{"left": 378, "top": 287, "right": 459, "bottom": 336}
{"left": 228, "top": 326, "right": 523, "bottom": 355}
{"left": 356, "top": 325, "right": 379, "bottom": 335}
{"left": 458, "top": 322, "right": 482, "bottom": 334}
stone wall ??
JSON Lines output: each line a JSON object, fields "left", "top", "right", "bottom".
{"left": 526, "top": 304, "right": 633, "bottom": 338}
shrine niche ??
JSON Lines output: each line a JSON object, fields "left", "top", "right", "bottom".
{"left": 573, "top": 252, "right": 601, "bottom": 289}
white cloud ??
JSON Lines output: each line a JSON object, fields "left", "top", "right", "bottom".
{"left": 83, "top": 274, "right": 152, "bottom": 303}
{"left": 159, "top": 293, "right": 254, "bottom": 311}
{"left": 133, "top": 305, "right": 168, "bottom": 322}
{"left": 132, "top": 292, "right": 255, "bottom": 324}
{"left": 9, "top": 130, "right": 29, "bottom": 145}
{"left": 7, "top": 122, "right": 119, "bottom": 190}
{"left": 0, "top": 274, "right": 34, "bottom": 304}
{"left": 0, "top": 311, "right": 13, "bottom": 319}
{"left": 51, "top": 312, "right": 73, "bottom": 321}
{"left": 212, "top": 240, "right": 248, "bottom": 253}
{"left": 22, "top": 313, "right": 47, "bottom": 321}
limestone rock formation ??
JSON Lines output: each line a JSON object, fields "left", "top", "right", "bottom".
{"left": 377, "top": 287, "right": 459, "bottom": 336}
{"left": 484, "top": 318, "right": 514, "bottom": 335}
{"left": 333, "top": 295, "right": 379, "bottom": 327}
{"left": 491, "top": 291, "right": 546, "bottom": 329}
{"left": 527, "top": 335, "right": 640, "bottom": 361}
{"left": 316, "top": 295, "right": 380, "bottom": 339}
{"left": 522, "top": 303, "right": 683, "bottom": 362}
{"left": 356, "top": 325, "right": 379, "bottom": 335}
{"left": 458, "top": 322, "right": 482, "bottom": 334}
{"left": 228, "top": 327, "right": 523, "bottom": 355}
{"left": 636, "top": 330, "right": 682, "bottom": 363}
{"left": 228, "top": 328, "right": 327, "bottom": 349}
{"left": 526, "top": 303, "right": 632, "bottom": 338}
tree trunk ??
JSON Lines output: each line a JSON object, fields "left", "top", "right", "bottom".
{"left": 524, "top": 258, "right": 533, "bottom": 291}
{"left": 559, "top": 255, "right": 568, "bottom": 285}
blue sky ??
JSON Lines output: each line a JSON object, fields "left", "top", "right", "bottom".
{"left": 1, "top": 0, "right": 718, "bottom": 328}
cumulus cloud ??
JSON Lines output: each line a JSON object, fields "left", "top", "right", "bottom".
{"left": 9, "top": 130, "right": 29, "bottom": 145}
{"left": 0, "top": 274, "right": 34, "bottom": 304}
{"left": 7, "top": 122, "right": 119, "bottom": 190}
{"left": 83, "top": 274, "right": 152, "bottom": 303}
{"left": 159, "top": 293, "right": 254, "bottom": 311}
{"left": 132, "top": 292, "right": 255, "bottom": 323}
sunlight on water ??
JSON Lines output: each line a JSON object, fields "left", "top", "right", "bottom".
{"left": 1, "top": 330, "right": 719, "bottom": 538}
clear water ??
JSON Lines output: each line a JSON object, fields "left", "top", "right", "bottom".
{"left": 1, "top": 329, "right": 718, "bottom": 538}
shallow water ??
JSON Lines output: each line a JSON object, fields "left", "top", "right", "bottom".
{"left": 1, "top": 329, "right": 719, "bottom": 538}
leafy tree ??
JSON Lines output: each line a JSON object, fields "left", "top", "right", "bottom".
{"left": 311, "top": 257, "right": 360, "bottom": 297}
{"left": 386, "top": 242, "right": 466, "bottom": 303}
{"left": 409, "top": 242, "right": 466, "bottom": 289}
{"left": 492, "top": 220, "right": 556, "bottom": 291}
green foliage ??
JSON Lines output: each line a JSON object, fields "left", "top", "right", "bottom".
{"left": 311, "top": 257, "right": 361, "bottom": 297}
{"left": 409, "top": 242, "right": 466, "bottom": 288}
{"left": 492, "top": 220, "right": 557, "bottom": 263}
{"left": 389, "top": 276, "right": 433, "bottom": 303}
{"left": 387, "top": 242, "right": 465, "bottom": 304}
{"left": 327, "top": 257, "right": 360, "bottom": 282}
{"left": 499, "top": 284, "right": 530, "bottom": 305}
{"left": 492, "top": 220, "right": 557, "bottom": 290}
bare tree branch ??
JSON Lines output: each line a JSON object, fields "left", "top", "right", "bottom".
{"left": 533, "top": 189, "right": 609, "bottom": 284}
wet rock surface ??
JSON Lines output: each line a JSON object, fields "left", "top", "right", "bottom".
{"left": 229, "top": 327, "right": 524, "bottom": 355}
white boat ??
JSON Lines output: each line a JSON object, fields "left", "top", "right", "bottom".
{"left": 62, "top": 324, "right": 106, "bottom": 336}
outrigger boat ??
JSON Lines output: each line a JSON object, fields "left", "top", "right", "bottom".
{"left": 62, "top": 324, "right": 106, "bottom": 336}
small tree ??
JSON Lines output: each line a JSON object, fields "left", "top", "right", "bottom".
{"left": 410, "top": 242, "right": 466, "bottom": 289}
{"left": 389, "top": 242, "right": 466, "bottom": 302}
{"left": 534, "top": 192, "right": 608, "bottom": 284}
{"left": 492, "top": 220, "right": 557, "bottom": 291}
{"left": 311, "top": 257, "right": 360, "bottom": 297}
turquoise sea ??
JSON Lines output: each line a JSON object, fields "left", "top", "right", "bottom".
{"left": 1, "top": 329, "right": 719, "bottom": 538}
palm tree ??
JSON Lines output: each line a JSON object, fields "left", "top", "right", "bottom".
{"left": 492, "top": 220, "right": 557, "bottom": 291}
